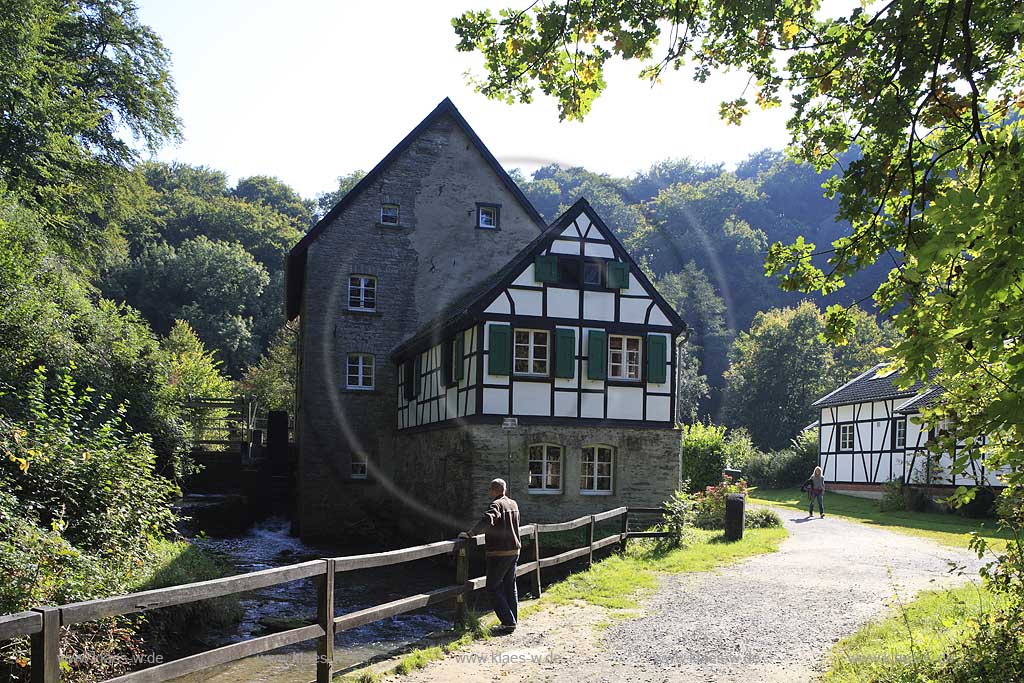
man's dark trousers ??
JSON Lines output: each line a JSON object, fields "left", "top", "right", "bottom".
{"left": 485, "top": 554, "right": 518, "bottom": 626}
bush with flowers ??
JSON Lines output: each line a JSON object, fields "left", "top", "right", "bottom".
{"left": 692, "top": 475, "right": 749, "bottom": 529}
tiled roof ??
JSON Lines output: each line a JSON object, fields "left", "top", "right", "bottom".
{"left": 895, "top": 386, "right": 945, "bottom": 414}
{"left": 811, "top": 364, "right": 939, "bottom": 408}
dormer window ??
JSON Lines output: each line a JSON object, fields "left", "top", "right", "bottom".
{"left": 380, "top": 204, "right": 400, "bottom": 225}
{"left": 348, "top": 275, "right": 376, "bottom": 311}
{"left": 477, "top": 204, "right": 499, "bottom": 229}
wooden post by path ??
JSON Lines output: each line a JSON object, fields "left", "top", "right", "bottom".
{"left": 619, "top": 509, "right": 630, "bottom": 555}
{"left": 587, "top": 515, "right": 595, "bottom": 567}
{"left": 532, "top": 527, "right": 542, "bottom": 598}
{"left": 30, "top": 607, "right": 59, "bottom": 683}
{"left": 316, "top": 558, "right": 335, "bottom": 683}
{"left": 454, "top": 540, "right": 469, "bottom": 628}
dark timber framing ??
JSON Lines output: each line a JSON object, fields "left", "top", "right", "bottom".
{"left": 392, "top": 199, "right": 685, "bottom": 431}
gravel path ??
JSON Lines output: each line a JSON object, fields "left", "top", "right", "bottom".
{"left": 390, "top": 508, "right": 984, "bottom": 683}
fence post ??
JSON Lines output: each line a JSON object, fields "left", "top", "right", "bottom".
{"left": 587, "top": 515, "right": 595, "bottom": 567}
{"left": 619, "top": 509, "right": 630, "bottom": 555}
{"left": 532, "top": 527, "right": 542, "bottom": 598}
{"left": 454, "top": 540, "right": 469, "bottom": 628}
{"left": 30, "top": 607, "right": 59, "bottom": 683}
{"left": 316, "top": 558, "right": 335, "bottom": 683}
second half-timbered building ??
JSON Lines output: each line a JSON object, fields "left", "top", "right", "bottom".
{"left": 812, "top": 363, "right": 1004, "bottom": 497}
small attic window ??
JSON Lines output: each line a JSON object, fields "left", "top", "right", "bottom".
{"left": 477, "top": 204, "right": 499, "bottom": 229}
{"left": 380, "top": 204, "right": 400, "bottom": 225}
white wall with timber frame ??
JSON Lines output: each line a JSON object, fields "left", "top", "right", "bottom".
{"left": 819, "top": 401, "right": 1003, "bottom": 487}
{"left": 477, "top": 212, "right": 676, "bottom": 425}
{"left": 397, "top": 326, "right": 479, "bottom": 430}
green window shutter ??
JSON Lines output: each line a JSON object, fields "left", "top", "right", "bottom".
{"left": 488, "top": 324, "right": 511, "bottom": 375}
{"left": 453, "top": 333, "right": 465, "bottom": 381}
{"left": 587, "top": 329, "right": 607, "bottom": 380}
{"left": 554, "top": 328, "right": 576, "bottom": 378}
{"left": 647, "top": 335, "right": 667, "bottom": 384}
{"left": 606, "top": 261, "right": 629, "bottom": 289}
{"left": 534, "top": 254, "right": 559, "bottom": 283}
{"left": 413, "top": 356, "right": 422, "bottom": 397}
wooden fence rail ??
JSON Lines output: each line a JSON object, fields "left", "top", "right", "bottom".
{"left": 2, "top": 506, "right": 669, "bottom": 683}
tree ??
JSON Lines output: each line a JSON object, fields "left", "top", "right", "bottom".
{"left": 655, "top": 263, "right": 731, "bottom": 418}
{"left": 103, "top": 237, "right": 269, "bottom": 375}
{"left": 723, "top": 301, "right": 891, "bottom": 449}
{"left": 233, "top": 175, "right": 315, "bottom": 228}
{"left": 453, "top": 0, "right": 1024, "bottom": 493}
{"left": 242, "top": 321, "right": 297, "bottom": 414}
{"left": 0, "top": 0, "right": 180, "bottom": 261}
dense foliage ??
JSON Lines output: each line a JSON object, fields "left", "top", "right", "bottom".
{"left": 452, "top": 0, "right": 1024, "bottom": 509}
{"left": 724, "top": 301, "right": 892, "bottom": 448}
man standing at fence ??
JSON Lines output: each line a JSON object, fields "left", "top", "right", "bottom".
{"left": 460, "top": 478, "right": 520, "bottom": 634}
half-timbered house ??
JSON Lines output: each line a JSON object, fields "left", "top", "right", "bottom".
{"left": 285, "top": 98, "right": 685, "bottom": 541}
{"left": 812, "top": 363, "right": 1004, "bottom": 497}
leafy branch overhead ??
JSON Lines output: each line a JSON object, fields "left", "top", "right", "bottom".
{"left": 454, "top": 0, "right": 1024, "bottom": 491}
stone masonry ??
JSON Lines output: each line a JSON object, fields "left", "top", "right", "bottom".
{"left": 296, "top": 111, "right": 543, "bottom": 541}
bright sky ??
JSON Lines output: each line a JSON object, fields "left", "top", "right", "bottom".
{"left": 136, "top": 0, "right": 793, "bottom": 199}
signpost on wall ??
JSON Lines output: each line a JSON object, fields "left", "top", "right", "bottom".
{"left": 502, "top": 417, "right": 518, "bottom": 493}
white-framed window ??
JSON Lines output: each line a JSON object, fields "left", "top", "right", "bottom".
{"left": 380, "top": 204, "right": 400, "bottom": 225}
{"left": 351, "top": 452, "right": 368, "bottom": 479}
{"left": 528, "top": 444, "right": 562, "bottom": 492}
{"left": 477, "top": 204, "right": 499, "bottom": 229}
{"left": 839, "top": 423, "right": 855, "bottom": 451}
{"left": 608, "top": 335, "right": 642, "bottom": 380}
{"left": 580, "top": 445, "right": 614, "bottom": 494}
{"left": 894, "top": 418, "right": 907, "bottom": 449}
{"left": 346, "top": 353, "right": 374, "bottom": 390}
{"left": 514, "top": 329, "right": 549, "bottom": 375}
{"left": 348, "top": 275, "right": 377, "bottom": 311}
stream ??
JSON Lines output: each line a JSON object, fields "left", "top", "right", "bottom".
{"left": 167, "top": 517, "right": 454, "bottom": 682}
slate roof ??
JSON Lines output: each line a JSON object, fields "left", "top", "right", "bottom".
{"left": 895, "top": 386, "right": 945, "bottom": 414}
{"left": 389, "top": 198, "right": 688, "bottom": 361}
{"left": 284, "top": 97, "right": 547, "bottom": 320}
{"left": 811, "top": 363, "right": 940, "bottom": 408}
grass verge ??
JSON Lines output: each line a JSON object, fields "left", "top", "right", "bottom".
{"left": 749, "top": 488, "right": 1010, "bottom": 550}
{"left": 534, "top": 527, "right": 789, "bottom": 611}
{"left": 825, "top": 582, "right": 1001, "bottom": 683}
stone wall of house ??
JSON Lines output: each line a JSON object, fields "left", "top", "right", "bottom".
{"left": 385, "top": 423, "right": 681, "bottom": 540}
{"left": 296, "top": 112, "right": 541, "bottom": 541}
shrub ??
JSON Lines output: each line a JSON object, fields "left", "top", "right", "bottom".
{"left": 723, "top": 427, "right": 758, "bottom": 471}
{"left": 879, "top": 477, "right": 908, "bottom": 512}
{"left": 680, "top": 422, "right": 726, "bottom": 492}
{"left": 658, "top": 488, "right": 697, "bottom": 548}
{"left": 693, "top": 476, "right": 749, "bottom": 529}
{"left": 743, "top": 446, "right": 817, "bottom": 489}
{"left": 746, "top": 508, "right": 782, "bottom": 528}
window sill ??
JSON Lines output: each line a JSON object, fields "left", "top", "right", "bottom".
{"left": 606, "top": 379, "right": 643, "bottom": 387}
{"left": 527, "top": 489, "right": 562, "bottom": 495}
{"left": 476, "top": 225, "right": 500, "bottom": 231}
{"left": 376, "top": 222, "right": 409, "bottom": 230}
{"left": 342, "top": 387, "right": 379, "bottom": 394}
{"left": 580, "top": 490, "right": 614, "bottom": 496}
{"left": 512, "top": 373, "right": 551, "bottom": 383}
{"left": 344, "top": 309, "right": 382, "bottom": 317}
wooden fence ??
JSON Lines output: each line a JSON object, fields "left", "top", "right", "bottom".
{"left": 0, "top": 506, "right": 667, "bottom": 683}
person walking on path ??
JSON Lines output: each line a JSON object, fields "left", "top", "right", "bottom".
{"left": 801, "top": 466, "right": 826, "bottom": 518}
{"left": 460, "top": 478, "right": 521, "bottom": 634}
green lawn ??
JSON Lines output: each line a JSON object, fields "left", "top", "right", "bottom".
{"left": 534, "top": 527, "right": 789, "bottom": 610}
{"left": 748, "top": 488, "right": 1010, "bottom": 550}
{"left": 825, "top": 583, "right": 1001, "bottom": 683}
